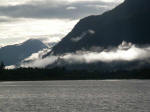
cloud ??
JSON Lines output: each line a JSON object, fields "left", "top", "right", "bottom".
{"left": 20, "top": 42, "right": 150, "bottom": 68}
{"left": 62, "top": 46, "right": 150, "bottom": 64}
{"left": 0, "top": 16, "right": 11, "bottom": 23}
{"left": 21, "top": 48, "right": 58, "bottom": 68}
{"left": 0, "top": 0, "right": 122, "bottom": 20}
{"left": 0, "top": 0, "right": 123, "bottom": 47}
{"left": 0, "top": 19, "right": 78, "bottom": 47}
{"left": 5, "top": 65, "right": 16, "bottom": 69}
{"left": 71, "top": 32, "right": 87, "bottom": 42}
{"left": 66, "top": 6, "right": 77, "bottom": 10}
{"left": 22, "top": 56, "right": 58, "bottom": 68}
{"left": 0, "top": 16, "right": 19, "bottom": 23}
{"left": 71, "top": 29, "right": 95, "bottom": 42}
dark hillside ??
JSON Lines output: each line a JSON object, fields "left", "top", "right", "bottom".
{"left": 49, "top": 0, "right": 150, "bottom": 55}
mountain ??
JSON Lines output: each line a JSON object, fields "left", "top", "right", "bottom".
{"left": 0, "top": 39, "right": 48, "bottom": 66}
{"left": 49, "top": 0, "right": 150, "bottom": 55}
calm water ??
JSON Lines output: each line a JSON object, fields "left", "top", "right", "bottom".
{"left": 0, "top": 80, "right": 150, "bottom": 112}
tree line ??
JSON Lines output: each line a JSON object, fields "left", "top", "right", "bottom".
{"left": 0, "top": 67, "right": 150, "bottom": 81}
{"left": 0, "top": 61, "right": 150, "bottom": 81}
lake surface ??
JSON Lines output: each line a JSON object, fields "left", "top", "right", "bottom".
{"left": 0, "top": 80, "right": 150, "bottom": 112}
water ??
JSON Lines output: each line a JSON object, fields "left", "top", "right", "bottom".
{"left": 0, "top": 80, "right": 150, "bottom": 112}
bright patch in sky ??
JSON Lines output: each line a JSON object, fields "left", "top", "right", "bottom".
{"left": 0, "top": 19, "right": 78, "bottom": 46}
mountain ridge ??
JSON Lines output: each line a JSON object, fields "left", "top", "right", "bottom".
{"left": 48, "top": 0, "right": 150, "bottom": 55}
{"left": 0, "top": 39, "right": 48, "bottom": 66}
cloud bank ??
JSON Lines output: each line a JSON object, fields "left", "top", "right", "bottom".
{"left": 20, "top": 42, "right": 150, "bottom": 68}
{"left": 0, "top": 0, "right": 122, "bottom": 20}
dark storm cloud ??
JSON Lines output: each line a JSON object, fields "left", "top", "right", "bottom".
{"left": 0, "top": 1, "right": 117, "bottom": 20}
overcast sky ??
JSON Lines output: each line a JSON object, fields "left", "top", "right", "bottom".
{"left": 0, "top": 0, "right": 124, "bottom": 47}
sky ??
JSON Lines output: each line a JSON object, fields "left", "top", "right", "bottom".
{"left": 0, "top": 0, "right": 124, "bottom": 47}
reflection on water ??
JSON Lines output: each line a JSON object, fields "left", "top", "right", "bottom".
{"left": 0, "top": 80, "right": 150, "bottom": 112}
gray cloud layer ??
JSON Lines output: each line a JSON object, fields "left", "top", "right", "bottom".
{"left": 0, "top": 1, "right": 118, "bottom": 20}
